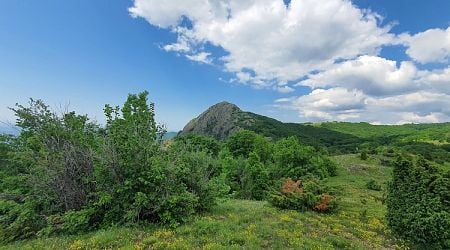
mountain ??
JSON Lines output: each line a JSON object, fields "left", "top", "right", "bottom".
{"left": 180, "top": 101, "right": 364, "bottom": 150}
{"left": 181, "top": 102, "right": 252, "bottom": 140}
{"left": 180, "top": 102, "right": 450, "bottom": 159}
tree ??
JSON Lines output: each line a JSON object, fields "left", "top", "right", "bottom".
{"left": 226, "top": 130, "right": 272, "bottom": 162}
{"left": 272, "top": 137, "right": 336, "bottom": 179}
{"left": 173, "top": 134, "right": 221, "bottom": 157}
{"left": 225, "top": 152, "right": 269, "bottom": 200}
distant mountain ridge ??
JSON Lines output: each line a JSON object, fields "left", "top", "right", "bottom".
{"left": 180, "top": 102, "right": 450, "bottom": 158}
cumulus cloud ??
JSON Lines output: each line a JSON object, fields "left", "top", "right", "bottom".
{"left": 282, "top": 53, "right": 450, "bottom": 123}
{"left": 279, "top": 88, "right": 450, "bottom": 124}
{"left": 277, "top": 87, "right": 367, "bottom": 121}
{"left": 400, "top": 26, "right": 450, "bottom": 64}
{"left": 298, "top": 55, "right": 419, "bottom": 96}
{"left": 418, "top": 67, "right": 450, "bottom": 93}
{"left": 130, "top": 0, "right": 394, "bottom": 86}
{"left": 130, "top": 0, "right": 450, "bottom": 124}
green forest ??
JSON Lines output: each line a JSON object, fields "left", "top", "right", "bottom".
{"left": 1, "top": 92, "right": 449, "bottom": 249}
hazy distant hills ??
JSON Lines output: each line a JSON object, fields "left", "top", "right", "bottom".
{"left": 180, "top": 102, "right": 450, "bottom": 160}
{"left": 162, "top": 131, "right": 178, "bottom": 140}
{"left": 0, "top": 124, "right": 19, "bottom": 136}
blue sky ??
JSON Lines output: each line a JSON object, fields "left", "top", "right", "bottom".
{"left": 1, "top": 0, "right": 449, "bottom": 131}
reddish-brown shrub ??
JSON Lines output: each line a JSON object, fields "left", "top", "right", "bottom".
{"left": 281, "top": 178, "right": 303, "bottom": 194}
{"left": 314, "top": 194, "right": 333, "bottom": 212}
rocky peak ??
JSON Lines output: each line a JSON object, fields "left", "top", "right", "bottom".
{"left": 181, "top": 101, "right": 244, "bottom": 140}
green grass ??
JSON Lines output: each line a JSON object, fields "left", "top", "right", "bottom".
{"left": 1, "top": 154, "right": 402, "bottom": 250}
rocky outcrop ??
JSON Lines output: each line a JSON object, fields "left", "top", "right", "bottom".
{"left": 181, "top": 102, "right": 250, "bottom": 140}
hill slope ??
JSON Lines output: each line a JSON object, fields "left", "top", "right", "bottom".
{"left": 180, "top": 102, "right": 450, "bottom": 160}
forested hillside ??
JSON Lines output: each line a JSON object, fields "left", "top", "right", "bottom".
{"left": 182, "top": 102, "right": 450, "bottom": 164}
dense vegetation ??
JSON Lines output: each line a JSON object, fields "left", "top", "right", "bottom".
{"left": 0, "top": 92, "right": 337, "bottom": 244}
{"left": 1, "top": 155, "right": 396, "bottom": 249}
{"left": 386, "top": 156, "right": 450, "bottom": 249}
{"left": 1, "top": 92, "right": 449, "bottom": 249}
{"left": 238, "top": 112, "right": 450, "bottom": 163}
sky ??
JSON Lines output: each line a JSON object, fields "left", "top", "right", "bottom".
{"left": 1, "top": 0, "right": 449, "bottom": 131}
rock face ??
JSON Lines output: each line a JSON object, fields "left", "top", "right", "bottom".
{"left": 181, "top": 102, "right": 250, "bottom": 140}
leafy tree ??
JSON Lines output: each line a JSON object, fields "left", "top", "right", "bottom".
{"left": 172, "top": 134, "right": 221, "bottom": 157}
{"left": 96, "top": 92, "right": 223, "bottom": 226}
{"left": 272, "top": 137, "right": 336, "bottom": 179}
{"left": 226, "top": 130, "right": 272, "bottom": 162}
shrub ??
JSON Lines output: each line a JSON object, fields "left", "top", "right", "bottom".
{"left": 173, "top": 134, "right": 221, "bottom": 157}
{"left": 96, "top": 92, "right": 223, "bottom": 227}
{"left": 272, "top": 137, "right": 336, "bottom": 179}
{"left": 268, "top": 177, "right": 337, "bottom": 213}
{"left": 386, "top": 157, "right": 450, "bottom": 248}
{"left": 360, "top": 151, "right": 368, "bottom": 160}
{"left": 0, "top": 200, "right": 44, "bottom": 243}
{"left": 226, "top": 130, "right": 272, "bottom": 163}
{"left": 1, "top": 92, "right": 226, "bottom": 241}
{"left": 366, "top": 179, "right": 382, "bottom": 191}
{"left": 222, "top": 152, "right": 269, "bottom": 200}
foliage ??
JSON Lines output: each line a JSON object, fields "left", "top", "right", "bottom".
{"left": 221, "top": 152, "right": 269, "bottom": 200}
{"left": 222, "top": 134, "right": 336, "bottom": 201}
{"left": 239, "top": 112, "right": 450, "bottom": 163}
{"left": 0, "top": 92, "right": 226, "bottom": 242}
{"left": 172, "top": 134, "right": 221, "bottom": 157}
{"left": 365, "top": 179, "right": 382, "bottom": 191}
{"left": 272, "top": 137, "right": 337, "bottom": 179}
{"left": 226, "top": 130, "right": 272, "bottom": 163}
{"left": 386, "top": 156, "right": 450, "bottom": 249}
{"left": 3, "top": 155, "right": 400, "bottom": 249}
{"left": 268, "top": 177, "right": 337, "bottom": 213}
{"left": 360, "top": 151, "right": 368, "bottom": 160}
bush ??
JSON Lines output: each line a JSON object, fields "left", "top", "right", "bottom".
{"left": 1, "top": 92, "right": 226, "bottom": 241}
{"left": 386, "top": 157, "right": 450, "bottom": 249}
{"left": 272, "top": 137, "right": 336, "bottom": 179}
{"left": 95, "top": 92, "right": 224, "bottom": 227}
{"left": 366, "top": 179, "right": 382, "bottom": 191}
{"left": 173, "top": 134, "right": 221, "bottom": 157}
{"left": 221, "top": 152, "right": 269, "bottom": 200}
{"left": 226, "top": 130, "right": 272, "bottom": 163}
{"left": 268, "top": 177, "right": 337, "bottom": 213}
{"left": 0, "top": 200, "right": 44, "bottom": 243}
{"left": 360, "top": 151, "right": 368, "bottom": 160}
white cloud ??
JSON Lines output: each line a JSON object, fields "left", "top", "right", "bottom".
{"left": 397, "top": 112, "right": 442, "bottom": 124}
{"left": 287, "top": 87, "right": 367, "bottom": 120}
{"left": 298, "top": 55, "right": 419, "bottom": 96}
{"left": 130, "top": 0, "right": 450, "bottom": 124}
{"left": 185, "top": 52, "right": 212, "bottom": 64}
{"left": 130, "top": 0, "right": 394, "bottom": 87}
{"left": 162, "top": 35, "right": 191, "bottom": 53}
{"left": 418, "top": 67, "right": 450, "bottom": 93}
{"left": 274, "top": 85, "right": 295, "bottom": 93}
{"left": 400, "top": 26, "right": 450, "bottom": 64}
{"left": 280, "top": 89, "right": 450, "bottom": 124}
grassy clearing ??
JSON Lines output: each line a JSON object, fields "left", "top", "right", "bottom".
{"left": 1, "top": 154, "right": 401, "bottom": 250}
